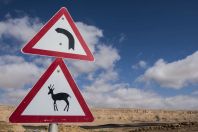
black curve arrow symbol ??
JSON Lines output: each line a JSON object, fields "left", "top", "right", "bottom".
{"left": 55, "top": 28, "right": 75, "bottom": 50}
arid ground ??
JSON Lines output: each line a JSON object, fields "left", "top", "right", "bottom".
{"left": 0, "top": 105, "right": 198, "bottom": 132}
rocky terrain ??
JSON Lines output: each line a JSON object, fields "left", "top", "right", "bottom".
{"left": 0, "top": 105, "right": 198, "bottom": 132}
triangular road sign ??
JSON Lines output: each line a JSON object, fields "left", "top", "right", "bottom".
{"left": 9, "top": 58, "right": 94, "bottom": 123}
{"left": 22, "top": 7, "right": 94, "bottom": 61}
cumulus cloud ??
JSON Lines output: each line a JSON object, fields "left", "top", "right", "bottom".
{"left": 0, "top": 55, "right": 24, "bottom": 65}
{"left": 132, "top": 60, "right": 147, "bottom": 69}
{"left": 0, "top": 88, "right": 30, "bottom": 105}
{"left": 164, "top": 95, "right": 198, "bottom": 110}
{"left": 0, "top": 15, "right": 42, "bottom": 42}
{"left": 0, "top": 15, "right": 120, "bottom": 107}
{"left": 83, "top": 71, "right": 198, "bottom": 109}
{"left": 0, "top": 55, "right": 43, "bottom": 89}
{"left": 32, "top": 57, "right": 53, "bottom": 68}
{"left": 66, "top": 22, "right": 120, "bottom": 77}
{"left": 67, "top": 45, "right": 120, "bottom": 77}
{"left": 0, "top": 14, "right": 197, "bottom": 110}
{"left": 0, "top": 16, "right": 100, "bottom": 53}
{"left": 76, "top": 22, "right": 103, "bottom": 53}
{"left": 138, "top": 51, "right": 198, "bottom": 89}
{"left": 0, "top": 55, "right": 49, "bottom": 105}
{"left": 192, "top": 90, "right": 198, "bottom": 95}
{"left": 0, "top": 15, "right": 42, "bottom": 53}
{"left": 81, "top": 45, "right": 198, "bottom": 109}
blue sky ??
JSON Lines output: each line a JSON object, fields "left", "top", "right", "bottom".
{"left": 0, "top": 0, "right": 198, "bottom": 109}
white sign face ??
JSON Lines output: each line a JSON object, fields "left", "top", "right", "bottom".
{"left": 22, "top": 65, "right": 85, "bottom": 116}
{"left": 33, "top": 14, "right": 86, "bottom": 55}
{"left": 22, "top": 7, "right": 94, "bottom": 61}
{"left": 9, "top": 58, "right": 94, "bottom": 123}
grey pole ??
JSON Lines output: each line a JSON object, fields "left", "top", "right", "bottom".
{"left": 48, "top": 123, "right": 58, "bottom": 132}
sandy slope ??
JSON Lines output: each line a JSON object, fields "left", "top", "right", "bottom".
{"left": 91, "top": 108, "right": 198, "bottom": 124}
{"left": 0, "top": 105, "right": 198, "bottom": 132}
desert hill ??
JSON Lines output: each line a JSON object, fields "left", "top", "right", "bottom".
{"left": 0, "top": 105, "right": 198, "bottom": 132}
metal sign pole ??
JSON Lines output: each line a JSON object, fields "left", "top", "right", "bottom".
{"left": 48, "top": 123, "right": 58, "bottom": 132}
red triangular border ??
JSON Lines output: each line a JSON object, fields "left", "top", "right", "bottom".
{"left": 9, "top": 58, "right": 94, "bottom": 123}
{"left": 22, "top": 7, "right": 94, "bottom": 61}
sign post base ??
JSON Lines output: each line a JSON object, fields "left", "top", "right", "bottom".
{"left": 48, "top": 123, "right": 58, "bottom": 132}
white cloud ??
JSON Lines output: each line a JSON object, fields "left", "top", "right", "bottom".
{"left": 0, "top": 55, "right": 24, "bottom": 65}
{"left": 138, "top": 51, "right": 198, "bottom": 89}
{"left": 164, "top": 95, "right": 198, "bottom": 110}
{"left": 1, "top": 62, "right": 197, "bottom": 110}
{"left": 83, "top": 71, "right": 198, "bottom": 109}
{"left": 0, "top": 15, "right": 115, "bottom": 79}
{"left": 0, "top": 55, "right": 43, "bottom": 89}
{"left": 76, "top": 22, "right": 103, "bottom": 53}
{"left": 0, "top": 16, "right": 100, "bottom": 53}
{"left": 192, "top": 90, "right": 198, "bottom": 95}
{"left": 32, "top": 57, "right": 52, "bottom": 68}
{"left": 0, "top": 15, "right": 42, "bottom": 53}
{"left": 67, "top": 22, "right": 120, "bottom": 77}
{"left": 95, "top": 45, "right": 120, "bottom": 69}
{"left": 0, "top": 14, "right": 197, "bottom": 110}
{"left": 67, "top": 44, "right": 120, "bottom": 78}
{"left": 0, "top": 17, "right": 120, "bottom": 107}
{"left": 132, "top": 60, "right": 147, "bottom": 69}
{"left": 0, "top": 15, "right": 42, "bottom": 42}
{"left": 0, "top": 88, "right": 30, "bottom": 105}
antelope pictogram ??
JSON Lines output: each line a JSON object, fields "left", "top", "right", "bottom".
{"left": 48, "top": 84, "right": 71, "bottom": 111}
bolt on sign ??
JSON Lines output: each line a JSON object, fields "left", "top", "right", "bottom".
{"left": 9, "top": 7, "right": 94, "bottom": 123}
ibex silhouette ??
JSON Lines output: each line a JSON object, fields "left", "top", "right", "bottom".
{"left": 48, "top": 84, "right": 71, "bottom": 111}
